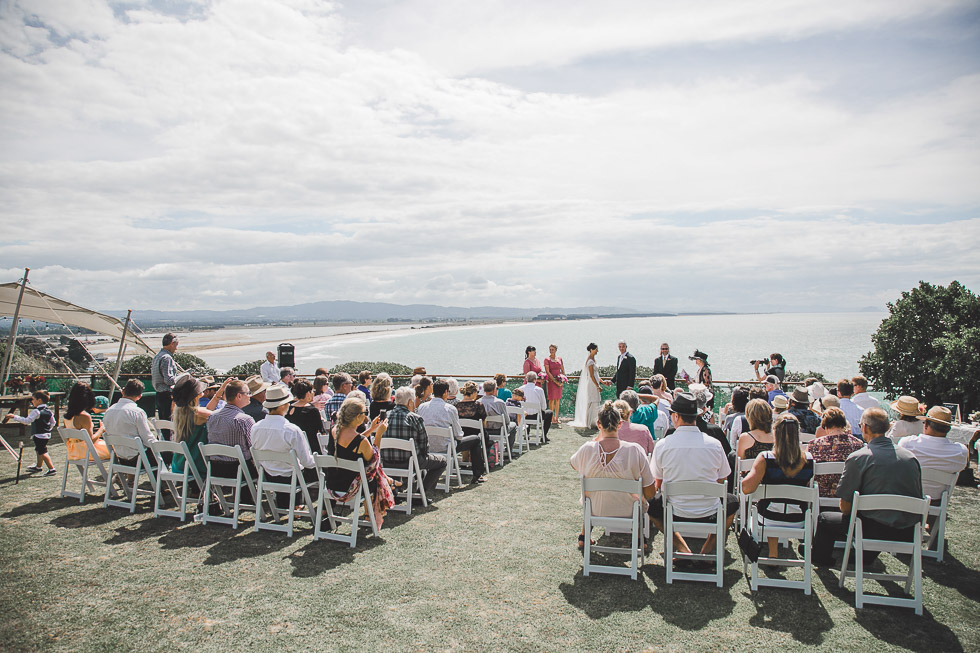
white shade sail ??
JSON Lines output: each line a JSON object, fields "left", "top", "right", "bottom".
{"left": 0, "top": 282, "right": 154, "bottom": 355}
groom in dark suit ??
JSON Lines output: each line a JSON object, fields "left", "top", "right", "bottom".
{"left": 653, "top": 342, "right": 679, "bottom": 390}
{"left": 611, "top": 340, "right": 637, "bottom": 397}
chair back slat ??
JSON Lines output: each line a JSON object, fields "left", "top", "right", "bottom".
{"left": 853, "top": 492, "right": 928, "bottom": 516}
{"left": 663, "top": 480, "right": 725, "bottom": 498}
{"left": 583, "top": 476, "right": 642, "bottom": 494}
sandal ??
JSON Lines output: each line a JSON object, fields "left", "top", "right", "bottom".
{"left": 577, "top": 533, "right": 595, "bottom": 549}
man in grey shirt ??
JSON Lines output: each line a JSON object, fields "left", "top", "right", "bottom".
{"left": 811, "top": 407, "right": 922, "bottom": 565}
{"left": 151, "top": 332, "right": 179, "bottom": 439}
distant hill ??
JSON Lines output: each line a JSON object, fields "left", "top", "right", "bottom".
{"left": 114, "top": 300, "right": 649, "bottom": 326}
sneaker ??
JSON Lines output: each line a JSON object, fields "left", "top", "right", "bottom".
{"left": 25, "top": 465, "right": 42, "bottom": 473}
{"left": 474, "top": 474, "right": 488, "bottom": 484}
{"left": 43, "top": 468, "right": 57, "bottom": 476}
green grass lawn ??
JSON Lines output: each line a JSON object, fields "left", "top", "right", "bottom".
{"left": 1, "top": 427, "right": 978, "bottom": 652}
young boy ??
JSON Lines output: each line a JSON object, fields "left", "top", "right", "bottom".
{"left": 3, "top": 389, "right": 57, "bottom": 476}
{"left": 90, "top": 395, "right": 109, "bottom": 433}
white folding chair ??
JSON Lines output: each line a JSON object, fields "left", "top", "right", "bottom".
{"left": 317, "top": 432, "right": 330, "bottom": 455}
{"left": 662, "top": 480, "right": 727, "bottom": 587}
{"left": 743, "top": 484, "right": 818, "bottom": 595}
{"left": 458, "top": 418, "right": 490, "bottom": 473}
{"left": 521, "top": 401, "right": 546, "bottom": 447}
{"left": 149, "top": 440, "right": 202, "bottom": 521}
{"left": 59, "top": 427, "right": 113, "bottom": 503}
{"left": 251, "top": 448, "right": 317, "bottom": 537}
{"left": 198, "top": 443, "right": 265, "bottom": 529}
{"left": 426, "top": 425, "right": 464, "bottom": 492}
{"left": 313, "top": 454, "right": 380, "bottom": 547}
{"left": 582, "top": 476, "right": 645, "bottom": 580}
{"left": 838, "top": 492, "right": 929, "bottom": 615}
{"left": 799, "top": 432, "right": 817, "bottom": 444}
{"left": 379, "top": 437, "right": 428, "bottom": 515}
{"left": 920, "top": 468, "right": 958, "bottom": 562}
{"left": 654, "top": 426, "right": 666, "bottom": 441}
{"left": 103, "top": 434, "right": 157, "bottom": 513}
{"left": 506, "top": 405, "right": 528, "bottom": 455}
{"left": 734, "top": 458, "right": 756, "bottom": 529}
{"left": 484, "top": 414, "right": 513, "bottom": 466}
{"left": 152, "top": 418, "right": 175, "bottom": 436}
{"left": 811, "top": 461, "right": 846, "bottom": 528}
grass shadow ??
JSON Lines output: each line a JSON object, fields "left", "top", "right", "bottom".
{"left": 203, "top": 529, "right": 295, "bottom": 566}
{"left": 1, "top": 495, "right": 78, "bottom": 519}
{"left": 642, "top": 567, "right": 741, "bottom": 629}
{"left": 745, "top": 587, "right": 834, "bottom": 644}
{"left": 104, "top": 516, "right": 176, "bottom": 545}
{"left": 854, "top": 607, "right": 964, "bottom": 652}
{"left": 157, "top": 522, "right": 242, "bottom": 550}
{"left": 49, "top": 505, "right": 138, "bottom": 529}
{"left": 921, "top": 552, "right": 980, "bottom": 601}
{"left": 287, "top": 535, "right": 384, "bottom": 578}
{"left": 558, "top": 570, "right": 655, "bottom": 618}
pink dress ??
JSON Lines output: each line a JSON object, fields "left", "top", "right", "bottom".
{"left": 523, "top": 357, "right": 544, "bottom": 386}
{"left": 544, "top": 357, "right": 564, "bottom": 401}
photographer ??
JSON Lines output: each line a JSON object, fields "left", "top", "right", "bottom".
{"left": 752, "top": 353, "right": 786, "bottom": 384}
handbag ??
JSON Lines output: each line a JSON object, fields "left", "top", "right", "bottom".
{"left": 737, "top": 527, "right": 761, "bottom": 563}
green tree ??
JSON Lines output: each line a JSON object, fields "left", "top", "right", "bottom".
{"left": 859, "top": 281, "right": 980, "bottom": 412}
{"left": 226, "top": 359, "right": 265, "bottom": 378}
{"left": 329, "top": 361, "right": 414, "bottom": 386}
{"left": 120, "top": 353, "right": 216, "bottom": 376}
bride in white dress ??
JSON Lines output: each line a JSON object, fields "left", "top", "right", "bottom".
{"left": 570, "top": 343, "right": 605, "bottom": 429}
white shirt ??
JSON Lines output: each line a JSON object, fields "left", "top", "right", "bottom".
{"left": 251, "top": 414, "right": 315, "bottom": 476}
{"left": 851, "top": 391, "right": 879, "bottom": 411}
{"left": 571, "top": 440, "right": 655, "bottom": 516}
{"left": 898, "top": 434, "right": 968, "bottom": 501}
{"left": 417, "top": 397, "right": 463, "bottom": 439}
{"left": 651, "top": 425, "right": 731, "bottom": 518}
{"left": 260, "top": 360, "right": 280, "bottom": 385}
{"left": 518, "top": 382, "right": 548, "bottom": 415}
{"left": 102, "top": 397, "right": 156, "bottom": 459}
{"left": 839, "top": 397, "right": 865, "bottom": 436}
{"left": 887, "top": 419, "right": 923, "bottom": 443}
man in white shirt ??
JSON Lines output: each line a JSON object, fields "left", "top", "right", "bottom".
{"left": 418, "top": 380, "right": 487, "bottom": 483}
{"left": 480, "top": 380, "right": 517, "bottom": 450}
{"left": 102, "top": 379, "right": 156, "bottom": 465}
{"left": 898, "top": 405, "right": 968, "bottom": 502}
{"left": 518, "top": 371, "right": 553, "bottom": 442}
{"left": 850, "top": 375, "right": 879, "bottom": 411}
{"left": 260, "top": 351, "right": 280, "bottom": 385}
{"left": 648, "top": 393, "right": 736, "bottom": 555}
{"left": 251, "top": 385, "right": 317, "bottom": 507}
{"left": 836, "top": 378, "right": 865, "bottom": 436}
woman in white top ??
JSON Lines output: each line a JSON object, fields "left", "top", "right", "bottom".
{"left": 570, "top": 343, "right": 605, "bottom": 429}
{"left": 886, "top": 395, "right": 925, "bottom": 441}
{"left": 570, "top": 401, "right": 655, "bottom": 548}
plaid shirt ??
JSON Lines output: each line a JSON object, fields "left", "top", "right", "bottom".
{"left": 206, "top": 404, "right": 255, "bottom": 461}
{"left": 324, "top": 392, "right": 347, "bottom": 427}
{"left": 381, "top": 404, "right": 428, "bottom": 466}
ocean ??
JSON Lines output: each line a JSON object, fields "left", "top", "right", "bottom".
{"left": 173, "top": 312, "right": 884, "bottom": 382}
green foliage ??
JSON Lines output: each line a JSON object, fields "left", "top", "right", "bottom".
{"left": 226, "top": 359, "right": 265, "bottom": 378}
{"left": 120, "top": 352, "right": 216, "bottom": 376}
{"left": 329, "top": 361, "right": 414, "bottom": 386}
{"left": 0, "top": 341, "right": 61, "bottom": 376}
{"left": 859, "top": 280, "right": 980, "bottom": 411}
{"left": 67, "top": 338, "right": 92, "bottom": 364}
{"left": 784, "top": 370, "right": 830, "bottom": 384}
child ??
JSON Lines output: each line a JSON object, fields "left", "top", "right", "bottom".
{"left": 90, "top": 395, "right": 109, "bottom": 433}
{"left": 3, "top": 389, "right": 57, "bottom": 476}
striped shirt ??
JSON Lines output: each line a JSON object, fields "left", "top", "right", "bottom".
{"left": 206, "top": 404, "right": 255, "bottom": 461}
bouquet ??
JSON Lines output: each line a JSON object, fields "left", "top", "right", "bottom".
{"left": 5, "top": 377, "right": 25, "bottom": 394}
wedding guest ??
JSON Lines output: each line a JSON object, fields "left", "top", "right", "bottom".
{"left": 205, "top": 379, "right": 257, "bottom": 479}
{"left": 62, "top": 382, "right": 109, "bottom": 462}
{"left": 279, "top": 367, "right": 296, "bottom": 388}
{"left": 887, "top": 396, "right": 924, "bottom": 441}
{"left": 91, "top": 395, "right": 109, "bottom": 432}
{"left": 570, "top": 401, "right": 655, "bottom": 549}
{"left": 723, "top": 386, "right": 751, "bottom": 450}
{"left": 621, "top": 388, "right": 658, "bottom": 438}
{"left": 807, "top": 407, "right": 864, "bottom": 498}
{"left": 101, "top": 380, "right": 155, "bottom": 469}
{"left": 518, "top": 371, "right": 553, "bottom": 442}
{"left": 369, "top": 373, "right": 395, "bottom": 420}
{"left": 456, "top": 381, "right": 488, "bottom": 439}
{"left": 445, "top": 378, "right": 460, "bottom": 407}
{"left": 787, "top": 386, "right": 821, "bottom": 433}
{"left": 418, "top": 380, "right": 487, "bottom": 483}
{"left": 691, "top": 350, "right": 714, "bottom": 409}
{"left": 382, "top": 386, "right": 447, "bottom": 493}
{"left": 772, "top": 395, "right": 789, "bottom": 415}
{"left": 415, "top": 376, "right": 433, "bottom": 405}
{"left": 313, "top": 374, "right": 332, "bottom": 401}
{"left": 151, "top": 333, "right": 179, "bottom": 434}
{"left": 494, "top": 373, "right": 512, "bottom": 402}
{"left": 172, "top": 375, "right": 231, "bottom": 480}
{"left": 314, "top": 367, "right": 330, "bottom": 378}
{"left": 613, "top": 399, "right": 654, "bottom": 455}
{"left": 737, "top": 399, "right": 775, "bottom": 460}
{"left": 544, "top": 344, "right": 566, "bottom": 418}
{"left": 252, "top": 385, "right": 317, "bottom": 508}
{"left": 748, "top": 386, "right": 769, "bottom": 403}
{"left": 898, "top": 406, "right": 968, "bottom": 502}
{"left": 480, "top": 380, "right": 517, "bottom": 449}
{"left": 665, "top": 384, "right": 729, "bottom": 455}
{"left": 242, "top": 375, "right": 270, "bottom": 423}
{"left": 325, "top": 397, "right": 395, "bottom": 526}
{"left": 285, "top": 378, "right": 325, "bottom": 454}
{"left": 850, "top": 376, "right": 879, "bottom": 411}
{"left": 357, "top": 370, "right": 373, "bottom": 403}
{"left": 324, "top": 373, "right": 353, "bottom": 426}
{"left": 764, "top": 375, "right": 786, "bottom": 405}
{"left": 837, "top": 378, "right": 864, "bottom": 436}
{"left": 199, "top": 382, "right": 226, "bottom": 410}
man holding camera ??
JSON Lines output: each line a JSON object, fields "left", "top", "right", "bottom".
{"left": 753, "top": 353, "right": 786, "bottom": 384}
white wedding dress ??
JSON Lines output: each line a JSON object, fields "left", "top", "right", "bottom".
{"left": 569, "top": 357, "right": 601, "bottom": 429}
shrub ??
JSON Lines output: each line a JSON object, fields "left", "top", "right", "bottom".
{"left": 226, "top": 359, "right": 265, "bottom": 378}
{"left": 329, "top": 362, "right": 414, "bottom": 386}
{"left": 120, "top": 353, "right": 216, "bottom": 376}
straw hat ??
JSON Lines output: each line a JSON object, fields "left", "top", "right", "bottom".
{"left": 808, "top": 382, "right": 826, "bottom": 401}
{"left": 821, "top": 395, "right": 840, "bottom": 409}
{"left": 773, "top": 395, "right": 789, "bottom": 410}
{"left": 245, "top": 375, "right": 271, "bottom": 396}
{"left": 890, "top": 395, "right": 922, "bottom": 418}
{"left": 923, "top": 405, "right": 953, "bottom": 427}
{"left": 791, "top": 386, "right": 810, "bottom": 405}
{"left": 262, "top": 385, "right": 295, "bottom": 409}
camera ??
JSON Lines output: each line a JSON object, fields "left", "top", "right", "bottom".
{"left": 750, "top": 359, "right": 768, "bottom": 366}
{"left": 379, "top": 410, "right": 387, "bottom": 421}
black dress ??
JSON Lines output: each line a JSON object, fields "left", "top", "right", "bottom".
{"left": 326, "top": 433, "right": 377, "bottom": 494}
{"left": 286, "top": 404, "right": 325, "bottom": 455}
{"left": 370, "top": 399, "right": 395, "bottom": 420}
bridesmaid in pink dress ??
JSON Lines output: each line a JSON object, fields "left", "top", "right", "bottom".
{"left": 544, "top": 344, "right": 566, "bottom": 418}
{"left": 523, "top": 346, "right": 543, "bottom": 387}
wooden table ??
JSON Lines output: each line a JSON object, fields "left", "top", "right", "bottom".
{"left": 0, "top": 392, "right": 66, "bottom": 438}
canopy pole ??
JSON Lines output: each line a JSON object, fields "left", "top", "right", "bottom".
{"left": 107, "top": 310, "right": 131, "bottom": 405}
{"left": 0, "top": 268, "right": 29, "bottom": 393}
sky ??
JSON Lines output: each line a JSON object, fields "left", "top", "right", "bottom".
{"left": 1, "top": 0, "right": 979, "bottom": 315}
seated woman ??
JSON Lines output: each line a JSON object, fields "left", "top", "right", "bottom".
{"left": 737, "top": 399, "right": 775, "bottom": 460}
{"left": 613, "top": 399, "right": 654, "bottom": 455}
{"left": 368, "top": 373, "right": 395, "bottom": 420}
{"left": 806, "top": 407, "right": 863, "bottom": 499}
{"left": 886, "top": 395, "right": 924, "bottom": 441}
{"left": 741, "top": 413, "right": 815, "bottom": 558}
{"left": 570, "top": 401, "right": 656, "bottom": 549}
{"left": 445, "top": 378, "right": 460, "bottom": 407}
{"left": 63, "top": 382, "right": 110, "bottom": 461}
{"left": 456, "top": 381, "right": 487, "bottom": 433}
{"left": 325, "top": 397, "right": 395, "bottom": 527}
{"left": 286, "top": 379, "right": 325, "bottom": 454}
{"left": 172, "top": 375, "right": 231, "bottom": 481}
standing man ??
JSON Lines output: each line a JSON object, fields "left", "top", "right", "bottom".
{"left": 611, "top": 340, "right": 637, "bottom": 397}
{"left": 260, "top": 351, "right": 280, "bottom": 386}
{"left": 151, "top": 332, "right": 179, "bottom": 438}
{"left": 653, "top": 343, "right": 678, "bottom": 390}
